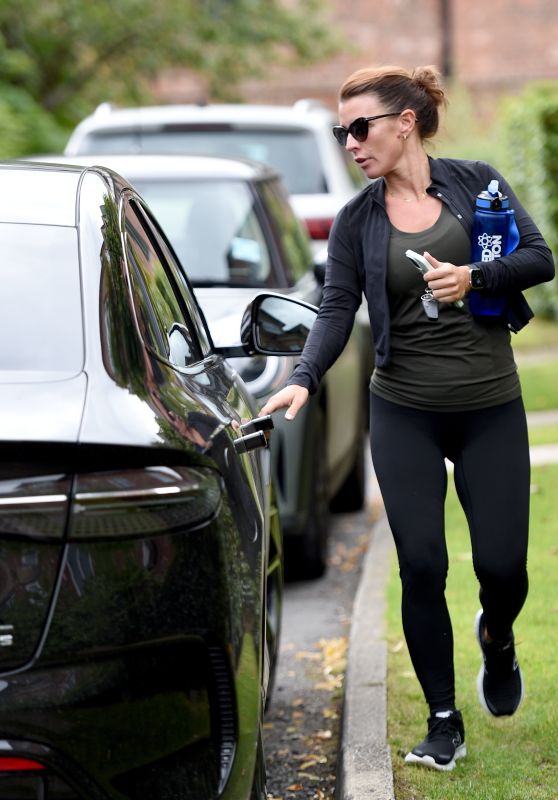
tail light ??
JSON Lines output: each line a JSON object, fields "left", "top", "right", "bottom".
{"left": 304, "top": 217, "right": 334, "bottom": 241}
{"left": 0, "top": 474, "right": 71, "bottom": 539}
{"left": 70, "top": 465, "right": 222, "bottom": 540}
{"left": 0, "top": 756, "right": 45, "bottom": 771}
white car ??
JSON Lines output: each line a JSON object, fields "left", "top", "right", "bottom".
{"left": 64, "top": 100, "right": 375, "bottom": 390}
{"left": 64, "top": 99, "right": 368, "bottom": 257}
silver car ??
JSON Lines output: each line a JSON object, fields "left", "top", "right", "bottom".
{"left": 63, "top": 100, "right": 368, "bottom": 257}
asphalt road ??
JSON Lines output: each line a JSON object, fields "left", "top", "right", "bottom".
{"left": 264, "top": 501, "right": 380, "bottom": 800}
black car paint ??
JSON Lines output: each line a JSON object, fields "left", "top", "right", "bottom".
{"left": 0, "top": 162, "right": 285, "bottom": 799}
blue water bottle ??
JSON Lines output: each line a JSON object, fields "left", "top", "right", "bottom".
{"left": 469, "top": 179, "right": 520, "bottom": 317}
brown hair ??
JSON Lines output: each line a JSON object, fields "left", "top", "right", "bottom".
{"left": 339, "top": 65, "right": 447, "bottom": 140}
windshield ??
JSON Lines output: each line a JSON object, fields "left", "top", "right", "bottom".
{"left": 79, "top": 128, "right": 328, "bottom": 195}
{"left": 131, "top": 178, "right": 276, "bottom": 288}
{"left": 0, "top": 224, "right": 83, "bottom": 378}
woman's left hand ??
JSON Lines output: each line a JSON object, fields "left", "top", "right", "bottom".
{"left": 422, "top": 252, "right": 471, "bottom": 304}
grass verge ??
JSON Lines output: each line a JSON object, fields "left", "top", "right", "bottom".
{"left": 386, "top": 463, "right": 558, "bottom": 800}
{"left": 528, "top": 424, "right": 558, "bottom": 446}
{"left": 511, "top": 317, "right": 558, "bottom": 352}
{"left": 519, "top": 361, "right": 558, "bottom": 412}
{"left": 514, "top": 318, "right": 558, "bottom": 413}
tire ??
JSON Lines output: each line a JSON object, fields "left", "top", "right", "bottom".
{"left": 330, "top": 433, "right": 366, "bottom": 513}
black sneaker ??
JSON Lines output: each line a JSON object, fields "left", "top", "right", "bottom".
{"left": 404, "top": 710, "right": 466, "bottom": 771}
{"left": 475, "top": 609, "right": 524, "bottom": 716}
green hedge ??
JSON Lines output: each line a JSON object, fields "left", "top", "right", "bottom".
{"left": 500, "top": 83, "right": 558, "bottom": 320}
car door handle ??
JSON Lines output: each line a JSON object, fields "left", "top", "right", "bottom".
{"left": 233, "top": 430, "right": 268, "bottom": 454}
{"left": 233, "top": 415, "right": 274, "bottom": 454}
{"left": 239, "top": 414, "right": 274, "bottom": 435}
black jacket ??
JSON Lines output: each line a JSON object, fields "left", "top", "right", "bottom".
{"left": 289, "top": 157, "right": 555, "bottom": 394}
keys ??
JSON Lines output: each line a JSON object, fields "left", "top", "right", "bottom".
{"left": 421, "top": 291, "right": 439, "bottom": 321}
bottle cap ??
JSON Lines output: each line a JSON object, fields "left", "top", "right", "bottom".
{"left": 476, "top": 180, "right": 509, "bottom": 211}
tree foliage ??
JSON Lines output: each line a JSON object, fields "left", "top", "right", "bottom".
{"left": 499, "top": 83, "right": 558, "bottom": 320}
{"left": 0, "top": 0, "right": 342, "bottom": 155}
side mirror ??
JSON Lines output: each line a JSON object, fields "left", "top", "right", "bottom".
{"left": 240, "top": 293, "right": 318, "bottom": 356}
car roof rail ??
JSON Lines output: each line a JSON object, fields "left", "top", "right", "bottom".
{"left": 292, "top": 98, "right": 329, "bottom": 113}
{"left": 92, "top": 102, "right": 115, "bottom": 117}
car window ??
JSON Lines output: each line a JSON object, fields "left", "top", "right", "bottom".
{"left": 257, "top": 179, "right": 313, "bottom": 284}
{"left": 0, "top": 223, "right": 83, "bottom": 378}
{"left": 131, "top": 178, "right": 275, "bottom": 288}
{"left": 79, "top": 128, "right": 328, "bottom": 195}
{"left": 124, "top": 199, "right": 201, "bottom": 367}
{"left": 134, "top": 199, "right": 213, "bottom": 358}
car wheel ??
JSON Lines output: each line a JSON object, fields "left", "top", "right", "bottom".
{"left": 330, "top": 433, "right": 366, "bottom": 513}
{"left": 249, "top": 722, "right": 267, "bottom": 800}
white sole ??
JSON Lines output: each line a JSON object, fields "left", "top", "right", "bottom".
{"left": 405, "top": 743, "right": 467, "bottom": 771}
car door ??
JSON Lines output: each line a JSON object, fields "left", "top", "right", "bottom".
{"left": 122, "top": 194, "right": 272, "bottom": 535}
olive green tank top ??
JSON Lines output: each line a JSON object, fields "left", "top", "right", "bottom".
{"left": 371, "top": 204, "right": 520, "bottom": 411}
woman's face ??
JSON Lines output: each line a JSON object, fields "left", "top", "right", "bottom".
{"left": 338, "top": 94, "right": 404, "bottom": 180}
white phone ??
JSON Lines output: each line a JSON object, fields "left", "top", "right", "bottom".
{"left": 405, "top": 249, "right": 432, "bottom": 275}
{"left": 405, "top": 249, "right": 464, "bottom": 308}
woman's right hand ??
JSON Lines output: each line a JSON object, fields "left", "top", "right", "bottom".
{"left": 259, "top": 384, "right": 309, "bottom": 421}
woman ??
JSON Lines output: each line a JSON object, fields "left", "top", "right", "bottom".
{"left": 260, "top": 65, "right": 555, "bottom": 771}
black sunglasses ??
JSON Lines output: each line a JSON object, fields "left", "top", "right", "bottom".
{"left": 332, "top": 112, "right": 402, "bottom": 146}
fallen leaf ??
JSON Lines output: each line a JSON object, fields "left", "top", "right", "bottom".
{"left": 295, "top": 650, "right": 321, "bottom": 661}
{"left": 286, "top": 783, "right": 304, "bottom": 791}
{"left": 299, "top": 756, "right": 328, "bottom": 770}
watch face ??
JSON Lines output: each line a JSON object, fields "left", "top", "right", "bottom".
{"left": 470, "top": 268, "right": 485, "bottom": 289}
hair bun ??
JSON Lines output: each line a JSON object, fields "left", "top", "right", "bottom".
{"left": 411, "top": 66, "right": 446, "bottom": 108}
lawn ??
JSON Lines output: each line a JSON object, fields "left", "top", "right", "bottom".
{"left": 513, "top": 318, "right": 558, "bottom": 414}
{"left": 528, "top": 423, "right": 558, "bottom": 446}
{"left": 386, "top": 463, "right": 558, "bottom": 800}
{"left": 519, "top": 361, "right": 558, "bottom": 413}
{"left": 511, "top": 317, "right": 558, "bottom": 352}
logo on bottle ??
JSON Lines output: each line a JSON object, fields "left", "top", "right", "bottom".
{"left": 477, "top": 232, "right": 503, "bottom": 262}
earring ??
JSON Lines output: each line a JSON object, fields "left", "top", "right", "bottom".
{"left": 403, "top": 134, "right": 408, "bottom": 141}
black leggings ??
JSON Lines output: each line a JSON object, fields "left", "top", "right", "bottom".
{"left": 370, "top": 393, "right": 530, "bottom": 713}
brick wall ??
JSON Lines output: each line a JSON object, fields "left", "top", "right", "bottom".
{"left": 154, "top": 0, "right": 558, "bottom": 118}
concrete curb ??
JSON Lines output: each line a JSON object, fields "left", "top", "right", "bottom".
{"left": 336, "top": 511, "right": 395, "bottom": 800}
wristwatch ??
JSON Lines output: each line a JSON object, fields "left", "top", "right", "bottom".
{"left": 469, "top": 266, "right": 485, "bottom": 290}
